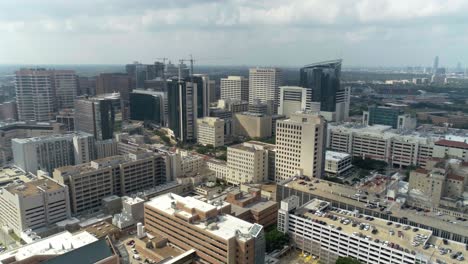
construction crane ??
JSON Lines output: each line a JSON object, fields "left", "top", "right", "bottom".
{"left": 178, "top": 55, "right": 195, "bottom": 82}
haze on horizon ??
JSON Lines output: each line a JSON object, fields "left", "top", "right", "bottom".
{"left": 0, "top": 0, "right": 467, "bottom": 68}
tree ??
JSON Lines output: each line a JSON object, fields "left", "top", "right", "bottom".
{"left": 265, "top": 226, "right": 289, "bottom": 253}
{"left": 336, "top": 257, "right": 362, "bottom": 264}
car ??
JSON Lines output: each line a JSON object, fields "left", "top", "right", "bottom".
{"left": 412, "top": 228, "right": 419, "bottom": 232}
{"left": 126, "top": 240, "right": 135, "bottom": 246}
{"left": 133, "top": 254, "right": 141, "bottom": 260}
{"left": 443, "top": 239, "right": 448, "bottom": 245}
{"left": 387, "top": 221, "right": 392, "bottom": 226}
{"left": 132, "top": 249, "right": 138, "bottom": 254}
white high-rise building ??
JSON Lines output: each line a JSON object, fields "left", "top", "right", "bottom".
{"left": 12, "top": 132, "right": 95, "bottom": 174}
{"left": 15, "top": 69, "right": 77, "bottom": 122}
{"left": 278, "top": 86, "right": 308, "bottom": 117}
{"left": 15, "top": 69, "right": 55, "bottom": 121}
{"left": 275, "top": 112, "right": 326, "bottom": 182}
{"left": 248, "top": 68, "right": 282, "bottom": 112}
{"left": 221, "top": 76, "right": 249, "bottom": 101}
{"left": 196, "top": 117, "right": 225, "bottom": 147}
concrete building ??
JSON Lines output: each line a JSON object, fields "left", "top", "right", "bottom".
{"left": 325, "top": 150, "right": 353, "bottom": 178}
{"left": 144, "top": 193, "right": 266, "bottom": 264}
{"left": 55, "top": 109, "right": 75, "bottom": 131}
{"left": 206, "top": 158, "right": 229, "bottom": 182}
{"left": 275, "top": 112, "right": 326, "bottom": 182}
{"left": 278, "top": 196, "right": 467, "bottom": 264}
{"left": 277, "top": 178, "right": 468, "bottom": 244}
{"left": 0, "top": 231, "right": 114, "bottom": 264}
{"left": 196, "top": 117, "right": 225, "bottom": 147}
{"left": 12, "top": 132, "right": 95, "bottom": 174}
{"left": 278, "top": 86, "right": 308, "bottom": 117}
{"left": 249, "top": 68, "right": 282, "bottom": 113}
{"left": 0, "top": 121, "right": 65, "bottom": 165}
{"left": 226, "top": 141, "right": 275, "bottom": 185}
{"left": 220, "top": 76, "right": 249, "bottom": 101}
{"left": 218, "top": 99, "right": 249, "bottom": 114}
{"left": 0, "top": 101, "right": 17, "bottom": 121}
{"left": 95, "top": 139, "right": 118, "bottom": 159}
{"left": 232, "top": 112, "right": 272, "bottom": 139}
{"left": 225, "top": 185, "right": 277, "bottom": 228}
{"left": 363, "top": 106, "right": 417, "bottom": 130}
{"left": 0, "top": 176, "right": 71, "bottom": 235}
{"left": 53, "top": 151, "right": 167, "bottom": 215}
{"left": 408, "top": 158, "right": 468, "bottom": 210}
{"left": 327, "top": 124, "right": 468, "bottom": 168}
{"left": 112, "top": 196, "right": 145, "bottom": 229}
{"left": 74, "top": 96, "right": 116, "bottom": 140}
{"left": 96, "top": 73, "right": 131, "bottom": 101}
{"left": 53, "top": 70, "right": 78, "bottom": 110}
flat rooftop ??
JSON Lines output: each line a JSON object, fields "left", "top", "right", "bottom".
{"left": 0, "top": 231, "right": 97, "bottom": 262}
{"left": 326, "top": 150, "right": 351, "bottom": 161}
{"left": 281, "top": 178, "right": 468, "bottom": 237}
{"left": 5, "top": 177, "right": 64, "bottom": 197}
{"left": 0, "top": 167, "right": 34, "bottom": 186}
{"left": 294, "top": 200, "right": 466, "bottom": 264}
{"left": 147, "top": 193, "right": 255, "bottom": 241}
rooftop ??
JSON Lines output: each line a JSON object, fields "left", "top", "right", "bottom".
{"left": 5, "top": 177, "right": 64, "bottom": 197}
{"left": 146, "top": 193, "right": 256, "bottom": 241}
{"left": 326, "top": 150, "right": 351, "bottom": 161}
{"left": 292, "top": 199, "right": 466, "bottom": 264}
{"left": 0, "top": 231, "right": 97, "bottom": 262}
{"left": 281, "top": 178, "right": 468, "bottom": 237}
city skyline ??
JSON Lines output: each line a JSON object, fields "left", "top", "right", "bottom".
{"left": 1, "top": 1, "right": 468, "bottom": 67}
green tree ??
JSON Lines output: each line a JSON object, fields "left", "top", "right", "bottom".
{"left": 265, "top": 226, "right": 289, "bottom": 253}
{"left": 336, "top": 257, "right": 362, "bottom": 264}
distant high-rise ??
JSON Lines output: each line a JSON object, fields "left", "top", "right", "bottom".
{"left": 193, "top": 74, "right": 211, "bottom": 118}
{"left": 167, "top": 77, "right": 198, "bottom": 143}
{"left": 248, "top": 68, "right": 282, "bottom": 113}
{"left": 53, "top": 70, "right": 77, "bottom": 109}
{"left": 433, "top": 56, "right": 439, "bottom": 73}
{"left": 300, "top": 60, "right": 349, "bottom": 122}
{"left": 221, "top": 76, "right": 249, "bottom": 101}
{"left": 275, "top": 112, "right": 326, "bottom": 182}
{"left": 96, "top": 73, "right": 131, "bottom": 100}
{"left": 126, "top": 62, "right": 161, "bottom": 89}
{"left": 129, "top": 89, "right": 165, "bottom": 125}
{"left": 15, "top": 69, "right": 77, "bottom": 121}
{"left": 74, "top": 97, "right": 116, "bottom": 140}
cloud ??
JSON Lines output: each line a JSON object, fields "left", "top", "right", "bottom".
{"left": 0, "top": 0, "right": 467, "bottom": 66}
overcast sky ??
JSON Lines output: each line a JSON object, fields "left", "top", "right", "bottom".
{"left": 0, "top": 0, "right": 467, "bottom": 67}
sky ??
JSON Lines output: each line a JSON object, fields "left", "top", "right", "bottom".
{"left": 0, "top": 0, "right": 467, "bottom": 67}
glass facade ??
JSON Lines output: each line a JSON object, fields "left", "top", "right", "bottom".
{"left": 300, "top": 60, "right": 342, "bottom": 112}
{"left": 367, "top": 106, "right": 402, "bottom": 128}
{"left": 129, "top": 93, "right": 162, "bottom": 124}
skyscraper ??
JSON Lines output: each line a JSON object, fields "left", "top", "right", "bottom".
{"left": 129, "top": 89, "right": 165, "bottom": 125}
{"left": 248, "top": 68, "right": 282, "bottom": 113}
{"left": 15, "top": 69, "right": 77, "bottom": 121}
{"left": 74, "top": 97, "right": 116, "bottom": 140}
{"left": 193, "top": 74, "right": 211, "bottom": 118}
{"left": 221, "top": 76, "right": 249, "bottom": 101}
{"left": 167, "top": 77, "right": 198, "bottom": 143}
{"left": 275, "top": 112, "right": 326, "bottom": 182}
{"left": 53, "top": 70, "right": 78, "bottom": 109}
{"left": 96, "top": 73, "right": 131, "bottom": 100}
{"left": 300, "top": 60, "right": 348, "bottom": 122}
{"left": 433, "top": 56, "right": 439, "bottom": 73}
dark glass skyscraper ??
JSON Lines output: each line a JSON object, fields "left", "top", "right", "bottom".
{"left": 300, "top": 60, "right": 342, "bottom": 112}
{"left": 129, "top": 90, "right": 163, "bottom": 125}
{"left": 167, "top": 78, "right": 196, "bottom": 143}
